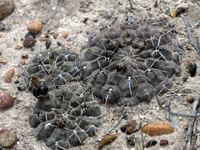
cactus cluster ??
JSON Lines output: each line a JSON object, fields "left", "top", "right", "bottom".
{"left": 81, "top": 21, "right": 181, "bottom": 106}
{"left": 21, "top": 18, "right": 181, "bottom": 149}
{"left": 21, "top": 47, "right": 101, "bottom": 149}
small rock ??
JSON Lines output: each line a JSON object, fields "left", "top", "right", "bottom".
{"left": 120, "top": 124, "right": 126, "bottom": 133}
{"left": 25, "top": 32, "right": 35, "bottom": 39}
{"left": 98, "top": 135, "right": 117, "bottom": 149}
{"left": 49, "top": 30, "right": 53, "bottom": 34}
{"left": 17, "top": 45, "right": 23, "bottom": 50}
{"left": 27, "top": 20, "right": 42, "bottom": 34}
{"left": 83, "top": 17, "right": 88, "bottom": 24}
{"left": 2, "top": 59, "right": 8, "bottom": 64}
{"left": 186, "top": 95, "right": 194, "bottom": 103}
{"left": 0, "top": 93, "right": 14, "bottom": 109}
{"left": 160, "top": 139, "right": 168, "bottom": 146}
{"left": 45, "top": 33, "right": 49, "bottom": 38}
{"left": 126, "top": 134, "right": 135, "bottom": 146}
{"left": 182, "top": 77, "right": 188, "bottom": 83}
{"left": 4, "top": 68, "right": 14, "bottom": 83}
{"left": 14, "top": 80, "right": 19, "bottom": 84}
{"left": 145, "top": 140, "right": 157, "bottom": 148}
{"left": 21, "top": 54, "right": 28, "bottom": 59}
{"left": 126, "top": 120, "right": 137, "bottom": 134}
{"left": 39, "top": 37, "right": 46, "bottom": 41}
{"left": 53, "top": 33, "right": 58, "bottom": 39}
{"left": 57, "top": 41, "right": 62, "bottom": 46}
{"left": 184, "top": 123, "right": 188, "bottom": 130}
{"left": 189, "top": 63, "right": 197, "bottom": 77}
{"left": 46, "top": 39, "right": 51, "bottom": 49}
{"left": 0, "top": 129, "right": 17, "bottom": 148}
{"left": 0, "top": 0, "right": 15, "bottom": 20}
{"left": 62, "top": 32, "right": 68, "bottom": 38}
{"left": 142, "top": 123, "right": 174, "bottom": 136}
{"left": 23, "top": 36, "right": 35, "bottom": 48}
{"left": 21, "top": 60, "right": 26, "bottom": 65}
{"left": 186, "top": 46, "right": 192, "bottom": 50}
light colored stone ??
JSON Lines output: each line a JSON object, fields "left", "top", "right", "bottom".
{"left": 27, "top": 20, "right": 42, "bottom": 34}
{"left": 0, "top": 129, "right": 17, "bottom": 148}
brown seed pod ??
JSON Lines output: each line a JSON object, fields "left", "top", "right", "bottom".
{"left": 0, "top": 93, "right": 14, "bottom": 109}
{"left": 4, "top": 68, "right": 14, "bottom": 83}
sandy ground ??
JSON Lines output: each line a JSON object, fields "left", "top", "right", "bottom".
{"left": 0, "top": 0, "right": 200, "bottom": 150}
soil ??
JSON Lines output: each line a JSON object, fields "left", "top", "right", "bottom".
{"left": 0, "top": 0, "right": 200, "bottom": 150}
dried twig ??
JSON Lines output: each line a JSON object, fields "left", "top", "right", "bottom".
{"left": 194, "top": 0, "right": 200, "bottom": 7}
{"left": 181, "top": 14, "right": 200, "bottom": 56}
{"left": 46, "top": 0, "right": 59, "bottom": 22}
{"left": 103, "top": 109, "right": 127, "bottom": 137}
{"left": 128, "top": 0, "right": 134, "bottom": 10}
{"left": 185, "top": 98, "right": 200, "bottom": 150}
{"left": 155, "top": 95, "right": 200, "bottom": 118}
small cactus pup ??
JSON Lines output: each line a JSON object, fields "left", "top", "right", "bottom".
{"left": 30, "top": 74, "right": 48, "bottom": 99}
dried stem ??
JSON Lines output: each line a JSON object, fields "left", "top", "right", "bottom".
{"left": 155, "top": 95, "right": 200, "bottom": 118}
{"left": 186, "top": 98, "right": 200, "bottom": 150}
{"left": 181, "top": 14, "right": 200, "bottom": 57}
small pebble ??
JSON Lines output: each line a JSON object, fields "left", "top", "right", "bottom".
{"left": 120, "top": 125, "right": 126, "bottom": 133}
{"left": 0, "top": 129, "right": 17, "bottom": 148}
{"left": 17, "top": 45, "right": 23, "bottom": 50}
{"left": 2, "top": 59, "right": 8, "bottom": 64}
{"left": 57, "top": 41, "right": 62, "bottom": 46}
{"left": 190, "top": 63, "right": 197, "bottom": 77}
{"left": 0, "top": 0, "right": 15, "bottom": 20}
{"left": 25, "top": 32, "right": 35, "bottom": 39}
{"left": 186, "top": 46, "right": 192, "bottom": 50}
{"left": 126, "top": 120, "right": 137, "bottom": 134}
{"left": 21, "top": 54, "right": 28, "bottom": 59}
{"left": 0, "top": 93, "right": 14, "bottom": 109}
{"left": 21, "top": 60, "right": 26, "bottom": 65}
{"left": 83, "top": 17, "right": 89, "bottom": 24}
{"left": 45, "top": 33, "right": 49, "bottom": 38}
{"left": 14, "top": 80, "right": 19, "bottom": 84}
{"left": 186, "top": 95, "right": 194, "bottom": 103}
{"left": 182, "top": 77, "right": 188, "bottom": 83}
{"left": 39, "top": 37, "right": 47, "bottom": 41}
{"left": 160, "top": 139, "right": 168, "bottom": 146}
{"left": 184, "top": 123, "right": 188, "bottom": 130}
{"left": 126, "top": 134, "right": 135, "bottom": 146}
{"left": 53, "top": 33, "right": 58, "bottom": 39}
{"left": 23, "top": 36, "right": 35, "bottom": 48}
{"left": 49, "top": 30, "right": 53, "bottom": 34}
{"left": 4, "top": 68, "right": 14, "bottom": 83}
{"left": 62, "top": 32, "right": 68, "bottom": 38}
{"left": 98, "top": 135, "right": 117, "bottom": 149}
{"left": 27, "top": 20, "right": 42, "bottom": 34}
{"left": 46, "top": 39, "right": 51, "bottom": 49}
{"left": 145, "top": 140, "right": 157, "bottom": 148}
